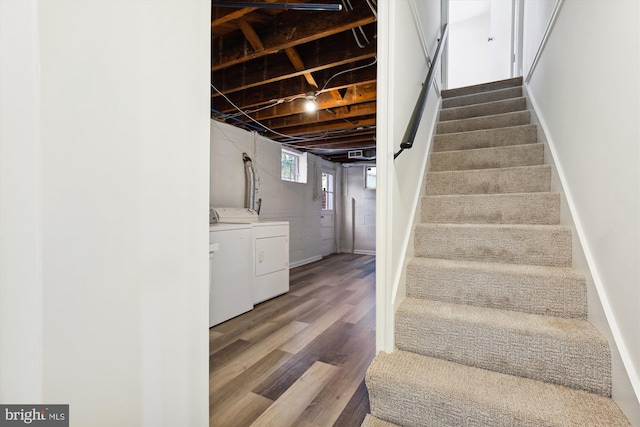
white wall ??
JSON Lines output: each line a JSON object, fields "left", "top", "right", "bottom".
{"left": 340, "top": 165, "right": 376, "bottom": 254}
{"left": 210, "top": 120, "right": 340, "bottom": 267}
{"left": 524, "top": 0, "right": 640, "bottom": 420}
{"left": 0, "top": 1, "right": 210, "bottom": 425}
{"left": 376, "top": 0, "right": 442, "bottom": 352}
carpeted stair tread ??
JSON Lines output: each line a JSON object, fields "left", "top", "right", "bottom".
{"left": 437, "top": 110, "right": 530, "bottom": 134}
{"left": 360, "top": 414, "right": 400, "bottom": 427}
{"left": 442, "top": 86, "right": 523, "bottom": 109}
{"left": 428, "top": 143, "right": 544, "bottom": 171}
{"left": 442, "top": 76, "right": 523, "bottom": 99}
{"left": 433, "top": 124, "right": 537, "bottom": 152}
{"left": 406, "top": 257, "right": 586, "bottom": 318}
{"left": 366, "top": 350, "right": 630, "bottom": 427}
{"left": 439, "top": 97, "right": 527, "bottom": 122}
{"left": 426, "top": 165, "right": 551, "bottom": 195}
{"left": 395, "top": 297, "right": 610, "bottom": 395}
{"left": 421, "top": 192, "right": 560, "bottom": 224}
{"left": 414, "top": 223, "right": 572, "bottom": 267}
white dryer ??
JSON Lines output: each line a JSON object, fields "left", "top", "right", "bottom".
{"left": 251, "top": 221, "right": 289, "bottom": 304}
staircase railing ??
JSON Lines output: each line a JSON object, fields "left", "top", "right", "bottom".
{"left": 394, "top": 24, "right": 449, "bottom": 159}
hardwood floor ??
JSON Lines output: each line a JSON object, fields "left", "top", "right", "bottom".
{"left": 210, "top": 253, "right": 376, "bottom": 427}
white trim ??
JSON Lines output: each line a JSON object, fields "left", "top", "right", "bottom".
{"left": 289, "top": 255, "right": 322, "bottom": 269}
{"left": 375, "top": 0, "right": 392, "bottom": 353}
{"left": 409, "top": 0, "right": 433, "bottom": 63}
{"left": 353, "top": 249, "right": 376, "bottom": 256}
{"left": 525, "top": 83, "right": 640, "bottom": 403}
{"left": 524, "top": 0, "right": 564, "bottom": 84}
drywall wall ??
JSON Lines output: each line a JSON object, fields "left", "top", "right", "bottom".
{"left": 210, "top": 120, "right": 341, "bottom": 266}
{"left": 340, "top": 165, "right": 376, "bottom": 254}
{"left": 376, "top": 0, "right": 442, "bottom": 352}
{"left": 0, "top": 0, "right": 43, "bottom": 402}
{"left": 0, "top": 1, "right": 210, "bottom": 425}
{"left": 524, "top": 0, "right": 640, "bottom": 420}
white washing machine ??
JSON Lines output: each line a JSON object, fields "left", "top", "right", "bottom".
{"left": 209, "top": 223, "right": 253, "bottom": 327}
{"left": 211, "top": 175, "right": 288, "bottom": 302}
{"left": 252, "top": 221, "right": 289, "bottom": 304}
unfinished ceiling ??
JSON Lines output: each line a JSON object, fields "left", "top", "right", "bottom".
{"left": 211, "top": 0, "right": 378, "bottom": 162}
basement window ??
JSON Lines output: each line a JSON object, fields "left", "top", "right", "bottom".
{"left": 365, "top": 166, "right": 377, "bottom": 189}
{"left": 321, "top": 172, "right": 334, "bottom": 210}
{"left": 281, "top": 148, "right": 307, "bottom": 183}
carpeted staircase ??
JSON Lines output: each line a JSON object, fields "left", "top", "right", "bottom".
{"left": 363, "top": 77, "right": 631, "bottom": 426}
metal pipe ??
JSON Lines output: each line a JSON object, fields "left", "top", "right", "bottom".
{"left": 210, "top": 108, "right": 265, "bottom": 132}
{"left": 213, "top": 2, "right": 343, "bottom": 11}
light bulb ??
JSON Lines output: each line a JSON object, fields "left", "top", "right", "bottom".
{"left": 304, "top": 93, "right": 317, "bottom": 112}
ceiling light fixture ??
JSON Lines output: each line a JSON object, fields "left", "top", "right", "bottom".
{"left": 304, "top": 93, "right": 317, "bottom": 113}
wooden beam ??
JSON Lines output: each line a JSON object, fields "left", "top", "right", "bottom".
{"left": 284, "top": 47, "right": 317, "bottom": 88}
{"left": 212, "top": 1, "right": 376, "bottom": 71}
{"left": 263, "top": 102, "right": 376, "bottom": 130}
{"left": 270, "top": 117, "right": 376, "bottom": 140}
{"left": 238, "top": 19, "right": 264, "bottom": 52}
{"left": 211, "top": 67, "right": 376, "bottom": 113}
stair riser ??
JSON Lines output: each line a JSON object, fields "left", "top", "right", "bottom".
{"left": 406, "top": 259, "right": 587, "bottom": 318}
{"left": 442, "top": 86, "right": 523, "bottom": 109}
{"left": 440, "top": 97, "right": 526, "bottom": 122}
{"left": 433, "top": 124, "right": 537, "bottom": 152}
{"left": 442, "top": 77, "right": 523, "bottom": 99}
{"left": 422, "top": 193, "right": 560, "bottom": 225}
{"left": 429, "top": 143, "right": 544, "bottom": 172}
{"left": 426, "top": 166, "right": 551, "bottom": 195}
{"left": 437, "top": 111, "right": 530, "bottom": 134}
{"left": 366, "top": 352, "right": 628, "bottom": 427}
{"left": 414, "top": 224, "right": 572, "bottom": 267}
{"left": 395, "top": 300, "right": 610, "bottom": 395}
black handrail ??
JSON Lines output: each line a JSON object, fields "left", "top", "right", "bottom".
{"left": 394, "top": 24, "right": 449, "bottom": 159}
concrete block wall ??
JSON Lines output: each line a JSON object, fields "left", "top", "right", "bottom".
{"left": 341, "top": 165, "right": 377, "bottom": 255}
{"left": 210, "top": 120, "right": 348, "bottom": 267}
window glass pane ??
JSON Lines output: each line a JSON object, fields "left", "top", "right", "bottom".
{"left": 322, "top": 172, "right": 334, "bottom": 210}
{"left": 281, "top": 148, "right": 308, "bottom": 183}
{"left": 365, "top": 167, "right": 376, "bottom": 189}
{"left": 281, "top": 150, "right": 298, "bottom": 182}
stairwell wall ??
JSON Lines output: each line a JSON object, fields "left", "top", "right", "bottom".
{"left": 0, "top": 1, "right": 210, "bottom": 425}
{"left": 523, "top": 0, "right": 640, "bottom": 421}
{"left": 376, "top": 0, "right": 442, "bottom": 352}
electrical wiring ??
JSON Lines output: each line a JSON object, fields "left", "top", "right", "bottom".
{"left": 318, "top": 57, "right": 377, "bottom": 93}
{"left": 211, "top": 83, "right": 314, "bottom": 141}
{"left": 211, "top": 53, "right": 377, "bottom": 144}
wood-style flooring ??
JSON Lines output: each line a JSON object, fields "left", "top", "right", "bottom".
{"left": 210, "top": 253, "right": 376, "bottom": 427}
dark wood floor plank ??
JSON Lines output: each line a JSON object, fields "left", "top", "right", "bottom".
{"left": 332, "top": 378, "right": 371, "bottom": 427}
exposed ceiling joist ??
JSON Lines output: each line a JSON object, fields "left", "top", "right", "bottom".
{"left": 212, "top": 0, "right": 377, "bottom": 162}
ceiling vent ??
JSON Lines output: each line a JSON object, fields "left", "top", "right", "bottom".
{"left": 347, "top": 149, "right": 376, "bottom": 160}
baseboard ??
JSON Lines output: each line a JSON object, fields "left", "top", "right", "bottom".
{"left": 289, "top": 255, "right": 322, "bottom": 269}
{"left": 337, "top": 249, "right": 376, "bottom": 256}
{"left": 353, "top": 249, "right": 376, "bottom": 256}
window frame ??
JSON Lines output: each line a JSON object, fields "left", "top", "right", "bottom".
{"left": 280, "top": 148, "right": 307, "bottom": 183}
{"left": 321, "top": 171, "right": 335, "bottom": 211}
{"left": 365, "top": 166, "right": 377, "bottom": 189}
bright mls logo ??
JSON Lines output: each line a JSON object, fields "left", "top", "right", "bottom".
{"left": 0, "top": 405, "right": 68, "bottom": 427}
